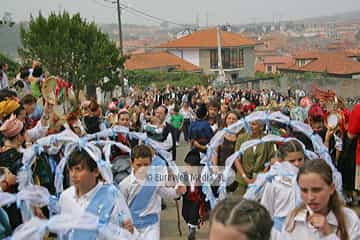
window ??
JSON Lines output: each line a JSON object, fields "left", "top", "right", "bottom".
{"left": 210, "top": 48, "right": 244, "bottom": 69}
{"left": 267, "top": 65, "right": 273, "bottom": 73}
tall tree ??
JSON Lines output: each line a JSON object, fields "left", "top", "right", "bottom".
{"left": 19, "top": 11, "right": 125, "bottom": 98}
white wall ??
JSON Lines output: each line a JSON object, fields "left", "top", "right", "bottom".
{"left": 169, "top": 49, "right": 200, "bottom": 66}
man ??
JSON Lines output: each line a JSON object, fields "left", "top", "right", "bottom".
{"left": 0, "top": 63, "right": 9, "bottom": 89}
{"left": 153, "top": 105, "right": 177, "bottom": 161}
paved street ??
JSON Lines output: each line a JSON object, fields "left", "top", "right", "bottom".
{"left": 160, "top": 141, "right": 209, "bottom": 240}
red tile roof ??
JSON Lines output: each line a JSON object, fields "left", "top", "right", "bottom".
{"left": 158, "top": 28, "right": 256, "bottom": 49}
{"left": 124, "top": 51, "right": 201, "bottom": 72}
{"left": 255, "top": 63, "right": 266, "bottom": 72}
{"left": 279, "top": 51, "right": 360, "bottom": 75}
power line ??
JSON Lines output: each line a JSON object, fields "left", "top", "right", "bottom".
{"left": 102, "top": 0, "right": 185, "bottom": 27}
{"left": 91, "top": 0, "right": 115, "bottom": 9}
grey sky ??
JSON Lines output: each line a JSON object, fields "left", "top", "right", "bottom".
{"left": 2, "top": 0, "right": 360, "bottom": 26}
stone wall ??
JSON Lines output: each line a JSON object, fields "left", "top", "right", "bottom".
{"left": 233, "top": 76, "right": 360, "bottom": 98}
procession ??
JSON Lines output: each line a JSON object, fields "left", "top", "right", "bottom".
{"left": 0, "top": 64, "right": 359, "bottom": 240}
{"left": 2, "top": 0, "right": 360, "bottom": 239}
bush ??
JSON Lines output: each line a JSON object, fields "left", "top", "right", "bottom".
{"left": 125, "top": 70, "right": 208, "bottom": 89}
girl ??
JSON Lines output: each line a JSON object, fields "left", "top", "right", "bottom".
{"left": 259, "top": 140, "right": 306, "bottom": 240}
{"left": 209, "top": 196, "right": 273, "bottom": 240}
{"left": 281, "top": 159, "right": 360, "bottom": 239}
{"left": 212, "top": 111, "right": 240, "bottom": 194}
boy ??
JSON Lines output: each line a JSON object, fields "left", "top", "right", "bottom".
{"left": 120, "top": 145, "right": 186, "bottom": 240}
{"left": 59, "top": 148, "right": 134, "bottom": 239}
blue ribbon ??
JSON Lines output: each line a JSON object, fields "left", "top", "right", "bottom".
{"left": 243, "top": 117, "right": 252, "bottom": 135}
{"left": 78, "top": 138, "right": 87, "bottom": 150}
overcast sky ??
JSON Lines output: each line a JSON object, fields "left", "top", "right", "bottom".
{"left": 3, "top": 0, "right": 360, "bottom": 26}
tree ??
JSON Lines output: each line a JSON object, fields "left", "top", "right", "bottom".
{"left": 0, "top": 52, "right": 20, "bottom": 77}
{"left": 19, "top": 11, "right": 125, "bottom": 99}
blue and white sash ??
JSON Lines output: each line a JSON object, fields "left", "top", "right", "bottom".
{"left": 68, "top": 184, "right": 117, "bottom": 240}
{"left": 129, "top": 155, "right": 165, "bottom": 229}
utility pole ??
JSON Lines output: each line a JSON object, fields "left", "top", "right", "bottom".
{"left": 116, "top": 0, "right": 125, "bottom": 96}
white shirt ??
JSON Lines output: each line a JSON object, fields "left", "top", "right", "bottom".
{"left": 280, "top": 207, "right": 360, "bottom": 240}
{"left": 180, "top": 107, "right": 194, "bottom": 120}
{"left": 59, "top": 182, "right": 132, "bottom": 225}
{"left": 119, "top": 172, "right": 179, "bottom": 240}
{"left": 1, "top": 71, "right": 8, "bottom": 89}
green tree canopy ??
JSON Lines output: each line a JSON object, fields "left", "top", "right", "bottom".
{"left": 19, "top": 11, "right": 124, "bottom": 97}
{"left": 0, "top": 52, "right": 20, "bottom": 77}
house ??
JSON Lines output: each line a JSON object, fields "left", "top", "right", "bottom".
{"left": 124, "top": 51, "right": 201, "bottom": 72}
{"left": 157, "top": 28, "right": 257, "bottom": 81}
{"left": 279, "top": 51, "right": 360, "bottom": 78}
{"left": 256, "top": 56, "right": 294, "bottom": 74}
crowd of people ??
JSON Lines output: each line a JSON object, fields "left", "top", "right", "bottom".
{"left": 0, "top": 61, "right": 360, "bottom": 240}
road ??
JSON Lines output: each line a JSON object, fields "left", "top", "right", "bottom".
{"left": 160, "top": 141, "right": 209, "bottom": 240}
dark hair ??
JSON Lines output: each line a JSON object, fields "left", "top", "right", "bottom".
{"left": 14, "top": 105, "right": 25, "bottom": 117}
{"left": 211, "top": 196, "right": 273, "bottom": 240}
{"left": 173, "top": 105, "right": 180, "bottom": 113}
{"left": 20, "top": 68, "right": 30, "bottom": 80}
{"left": 196, "top": 103, "right": 207, "bottom": 119}
{"left": 21, "top": 94, "right": 36, "bottom": 105}
{"left": 89, "top": 100, "right": 99, "bottom": 112}
{"left": 32, "top": 66, "right": 43, "bottom": 78}
{"left": 208, "top": 100, "right": 219, "bottom": 109}
{"left": 0, "top": 89, "right": 17, "bottom": 102}
{"left": 277, "top": 140, "right": 304, "bottom": 160}
{"left": 158, "top": 105, "right": 168, "bottom": 115}
{"left": 68, "top": 149, "right": 98, "bottom": 172}
{"left": 286, "top": 159, "right": 348, "bottom": 240}
{"left": 131, "top": 145, "right": 153, "bottom": 162}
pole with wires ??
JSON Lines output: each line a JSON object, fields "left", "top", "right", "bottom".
{"left": 116, "top": 0, "right": 125, "bottom": 96}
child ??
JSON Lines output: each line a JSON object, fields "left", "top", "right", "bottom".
{"left": 59, "top": 148, "right": 134, "bottom": 238}
{"left": 120, "top": 145, "right": 186, "bottom": 240}
{"left": 281, "top": 159, "right": 360, "bottom": 239}
{"left": 182, "top": 149, "right": 208, "bottom": 240}
{"left": 209, "top": 196, "right": 273, "bottom": 240}
{"left": 259, "top": 140, "right": 305, "bottom": 240}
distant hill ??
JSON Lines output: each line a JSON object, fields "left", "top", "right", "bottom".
{"left": 298, "top": 10, "right": 360, "bottom": 24}
{"left": 0, "top": 24, "right": 22, "bottom": 60}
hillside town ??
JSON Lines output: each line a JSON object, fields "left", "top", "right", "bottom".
{"left": 1, "top": 1, "right": 360, "bottom": 240}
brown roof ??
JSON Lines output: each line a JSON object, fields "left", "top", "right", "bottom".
{"left": 279, "top": 51, "right": 360, "bottom": 75}
{"left": 124, "top": 51, "right": 201, "bottom": 72}
{"left": 158, "top": 28, "right": 256, "bottom": 49}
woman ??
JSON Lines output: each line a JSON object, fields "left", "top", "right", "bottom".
{"left": 281, "top": 159, "right": 360, "bottom": 239}
{"left": 0, "top": 116, "right": 25, "bottom": 228}
{"left": 110, "top": 109, "right": 134, "bottom": 184}
{"left": 259, "top": 140, "right": 305, "bottom": 240}
{"left": 179, "top": 101, "right": 194, "bottom": 143}
{"left": 212, "top": 111, "right": 239, "bottom": 193}
{"left": 234, "top": 120, "right": 276, "bottom": 195}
